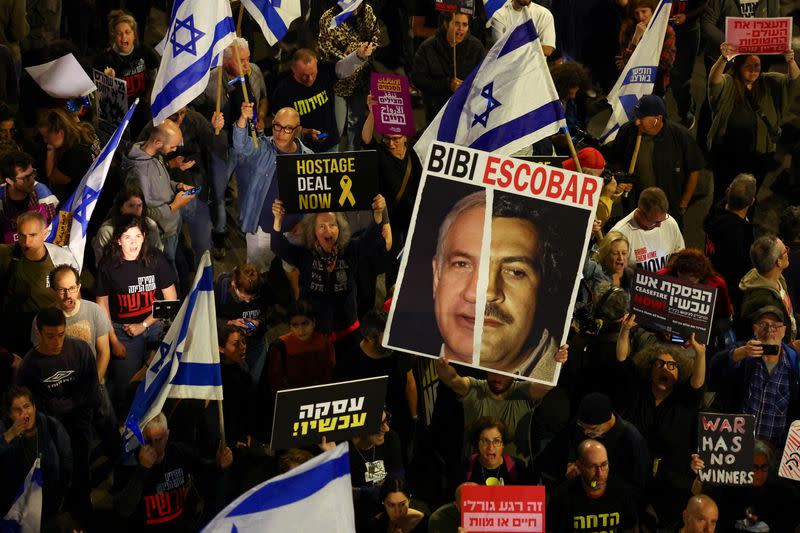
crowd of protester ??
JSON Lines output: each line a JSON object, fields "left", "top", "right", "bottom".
{"left": 0, "top": 0, "right": 799, "bottom": 531}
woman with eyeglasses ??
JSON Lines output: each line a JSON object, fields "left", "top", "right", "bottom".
{"left": 707, "top": 42, "right": 799, "bottom": 202}
{"left": 465, "top": 417, "right": 526, "bottom": 486}
{"left": 96, "top": 215, "right": 177, "bottom": 418}
{"left": 614, "top": 338, "right": 706, "bottom": 528}
{"left": 369, "top": 476, "right": 426, "bottom": 533}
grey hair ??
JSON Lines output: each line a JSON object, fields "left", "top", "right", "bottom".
{"left": 750, "top": 235, "right": 782, "bottom": 274}
{"left": 223, "top": 37, "right": 249, "bottom": 60}
{"left": 435, "top": 190, "right": 486, "bottom": 268}
{"left": 727, "top": 173, "right": 757, "bottom": 211}
{"left": 300, "top": 212, "right": 351, "bottom": 250}
{"left": 143, "top": 412, "right": 168, "bottom": 433}
{"left": 753, "top": 439, "right": 774, "bottom": 464}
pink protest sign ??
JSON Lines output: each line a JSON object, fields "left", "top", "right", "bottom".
{"left": 724, "top": 17, "right": 792, "bottom": 58}
{"left": 370, "top": 72, "right": 416, "bottom": 137}
{"left": 461, "top": 485, "right": 545, "bottom": 532}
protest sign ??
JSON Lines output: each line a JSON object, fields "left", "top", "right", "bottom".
{"left": 519, "top": 155, "right": 570, "bottom": 168}
{"left": 779, "top": 420, "right": 800, "bottom": 481}
{"left": 92, "top": 69, "right": 128, "bottom": 127}
{"left": 696, "top": 413, "right": 755, "bottom": 485}
{"left": 435, "top": 0, "right": 475, "bottom": 14}
{"left": 270, "top": 376, "right": 387, "bottom": 449}
{"left": 384, "top": 141, "right": 601, "bottom": 385}
{"left": 725, "top": 17, "right": 792, "bottom": 58}
{"left": 461, "top": 485, "right": 545, "bottom": 532}
{"left": 630, "top": 270, "right": 718, "bottom": 344}
{"left": 276, "top": 151, "right": 378, "bottom": 214}
{"left": 370, "top": 73, "right": 416, "bottom": 137}
{"left": 25, "top": 54, "right": 96, "bottom": 99}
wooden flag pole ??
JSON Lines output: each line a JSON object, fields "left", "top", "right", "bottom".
{"left": 236, "top": 1, "right": 245, "bottom": 37}
{"left": 217, "top": 399, "right": 227, "bottom": 449}
{"left": 628, "top": 133, "right": 642, "bottom": 174}
{"left": 452, "top": 23, "right": 457, "bottom": 84}
{"left": 233, "top": 44, "right": 259, "bottom": 148}
{"left": 214, "top": 66, "right": 223, "bottom": 135}
{"left": 564, "top": 129, "right": 583, "bottom": 173}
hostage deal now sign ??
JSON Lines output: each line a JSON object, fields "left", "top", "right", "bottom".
{"left": 725, "top": 17, "right": 792, "bottom": 57}
{"left": 277, "top": 151, "right": 378, "bottom": 213}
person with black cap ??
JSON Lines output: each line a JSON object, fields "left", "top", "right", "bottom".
{"left": 604, "top": 94, "right": 704, "bottom": 228}
{"left": 710, "top": 305, "right": 800, "bottom": 448}
{"left": 536, "top": 392, "right": 649, "bottom": 500}
{"left": 546, "top": 439, "right": 639, "bottom": 533}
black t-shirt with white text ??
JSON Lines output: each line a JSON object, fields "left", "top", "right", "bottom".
{"left": 96, "top": 254, "right": 177, "bottom": 324}
{"left": 547, "top": 477, "right": 638, "bottom": 533}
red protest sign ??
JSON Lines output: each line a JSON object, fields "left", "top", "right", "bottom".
{"left": 724, "top": 17, "right": 792, "bottom": 58}
{"left": 461, "top": 485, "right": 545, "bottom": 532}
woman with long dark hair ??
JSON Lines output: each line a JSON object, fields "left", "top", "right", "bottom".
{"left": 707, "top": 42, "right": 799, "bottom": 202}
{"left": 95, "top": 215, "right": 177, "bottom": 415}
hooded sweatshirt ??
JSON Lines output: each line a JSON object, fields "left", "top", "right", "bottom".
{"left": 738, "top": 269, "right": 796, "bottom": 342}
{"left": 121, "top": 142, "right": 180, "bottom": 237}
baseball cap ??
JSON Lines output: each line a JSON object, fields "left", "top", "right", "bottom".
{"left": 577, "top": 393, "right": 613, "bottom": 426}
{"left": 562, "top": 147, "right": 606, "bottom": 172}
{"left": 633, "top": 94, "right": 666, "bottom": 119}
{"left": 752, "top": 305, "right": 786, "bottom": 324}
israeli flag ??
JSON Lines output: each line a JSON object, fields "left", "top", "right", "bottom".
{"left": 46, "top": 100, "right": 138, "bottom": 273}
{"left": 330, "top": 0, "right": 363, "bottom": 29}
{"left": 123, "top": 252, "right": 223, "bottom": 450}
{"left": 202, "top": 443, "right": 355, "bottom": 532}
{"left": 484, "top": 0, "right": 508, "bottom": 20}
{"left": 151, "top": 0, "right": 236, "bottom": 125}
{"left": 0, "top": 458, "right": 42, "bottom": 533}
{"left": 241, "top": 0, "right": 303, "bottom": 46}
{"left": 414, "top": 12, "right": 566, "bottom": 162}
{"left": 600, "top": 0, "right": 672, "bottom": 143}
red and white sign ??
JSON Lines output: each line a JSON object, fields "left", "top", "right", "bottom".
{"left": 724, "top": 17, "right": 792, "bottom": 58}
{"left": 779, "top": 420, "right": 800, "bottom": 481}
{"left": 461, "top": 485, "right": 545, "bottom": 532}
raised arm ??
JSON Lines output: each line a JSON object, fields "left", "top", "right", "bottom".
{"left": 435, "top": 356, "right": 470, "bottom": 397}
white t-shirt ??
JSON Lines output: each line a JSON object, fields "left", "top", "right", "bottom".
{"left": 610, "top": 211, "right": 685, "bottom": 272}
{"left": 489, "top": 2, "right": 556, "bottom": 50}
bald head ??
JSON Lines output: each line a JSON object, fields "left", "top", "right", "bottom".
{"left": 682, "top": 495, "right": 718, "bottom": 533}
{"left": 577, "top": 439, "right": 606, "bottom": 462}
{"left": 148, "top": 119, "right": 182, "bottom": 157}
{"left": 274, "top": 107, "right": 300, "bottom": 125}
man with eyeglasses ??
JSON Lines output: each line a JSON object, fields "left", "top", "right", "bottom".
{"left": 739, "top": 235, "right": 797, "bottom": 342}
{"left": 713, "top": 305, "right": 799, "bottom": 447}
{"left": 610, "top": 186, "right": 685, "bottom": 272}
{"left": 231, "top": 102, "right": 313, "bottom": 272}
{"left": 0, "top": 211, "right": 77, "bottom": 355}
{"left": 30, "top": 265, "right": 111, "bottom": 385}
{"left": 0, "top": 149, "right": 58, "bottom": 244}
{"left": 272, "top": 44, "right": 375, "bottom": 154}
{"left": 547, "top": 439, "right": 639, "bottom": 533}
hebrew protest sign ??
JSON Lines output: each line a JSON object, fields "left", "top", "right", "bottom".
{"left": 779, "top": 420, "right": 800, "bottom": 481}
{"left": 370, "top": 73, "right": 416, "bottom": 137}
{"left": 725, "top": 17, "right": 792, "bottom": 58}
{"left": 461, "top": 485, "right": 545, "bottom": 532}
{"left": 385, "top": 141, "right": 601, "bottom": 385}
{"left": 435, "top": 0, "right": 475, "bottom": 14}
{"left": 697, "top": 412, "right": 755, "bottom": 485}
{"left": 631, "top": 270, "right": 718, "bottom": 344}
{"left": 276, "top": 151, "right": 378, "bottom": 213}
{"left": 270, "top": 376, "right": 387, "bottom": 449}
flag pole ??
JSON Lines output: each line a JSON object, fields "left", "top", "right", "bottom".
{"left": 563, "top": 127, "right": 583, "bottom": 173}
{"left": 236, "top": 0, "right": 245, "bottom": 36}
{"left": 628, "top": 133, "right": 642, "bottom": 174}
{"left": 217, "top": 399, "right": 227, "bottom": 449}
{"left": 452, "top": 22, "right": 457, "bottom": 86}
{"left": 233, "top": 44, "right": 259, "bottom": 148}
{"left": 214, "top": 66, "right": 223, "bottom": 136}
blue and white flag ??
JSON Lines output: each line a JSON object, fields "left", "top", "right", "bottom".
{"left": 329, "top": 0, "right": 363, "bottom": 29}
{"left": 46, "top": 99, "right": 138, "bottom": 273}
{"left": 124, "top": 252, "right": 222, "bottom": 451}
{"left": 414, "top": 12, "right": 566, "bottom": 162}
{"left": 202, "top": 443, "right": 354, "bottom": 532}
{"left": 0, "top": 458, "right": 42, "bottom": 533}
{"left": 241, "top": 0, "right": 303, "bottom": 46}
{"left": 600, "top": 0, "right": 672, "bottom": 143}
{"left": 151, "top": 0, "right": 236, "bottom": 124}
{"left": 484, "top": 0, "right": 508, "bottom": 21}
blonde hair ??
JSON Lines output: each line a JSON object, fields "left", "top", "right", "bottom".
{"left": 38, "top": 108, "right": 96, "bottom": 151}
{"left": 108, "top": 10, "right": 138, "bottom": 46}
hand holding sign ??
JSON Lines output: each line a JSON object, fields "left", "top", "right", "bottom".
{"left": 720, "top": 41, "right": 736, "bottom": 60}
{"left": 272, "top": 199, "right": 286, "bottom": 231}
{"left": 372, "top": 194, "right": 386, "bottom": 224}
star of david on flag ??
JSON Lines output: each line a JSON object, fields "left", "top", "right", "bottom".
{"left": 240, "top": 0, "right": 303, "bottom": 46}
{"left": 151, "top": 0, "right": 236, "bottom": 124}
{"left": 414, "top": 10, "right": 566, "bottom": 162}
{"left": 46, "top": 99, "right": 139, "bottom": 273}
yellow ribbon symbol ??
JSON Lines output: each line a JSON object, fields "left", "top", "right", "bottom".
{"left": 339, "top": 175, "right": 356, "bottom": 207}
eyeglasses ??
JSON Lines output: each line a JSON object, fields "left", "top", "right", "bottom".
{"left": 755, "top": 322, "right": 785, "bottom": 333}
{"left": 479, "top": 437, "right": 504, "bottom": 448}
{"left": 653, "top": 359, "right": 678, "bottom": 371}
{"left": 14, "top": 168, "right": 37, "bottom": 182}
{"left": 272, "top": 123, "right": 298, "bottom": 134}
{"left": 55, "top": 285, "right": 79, "bottom": 295}
{"left": 752, "top": 463, "right": 769, "bottom": 472}
{"left": 381, "top": 412, "right": 392, "bottom": 427}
